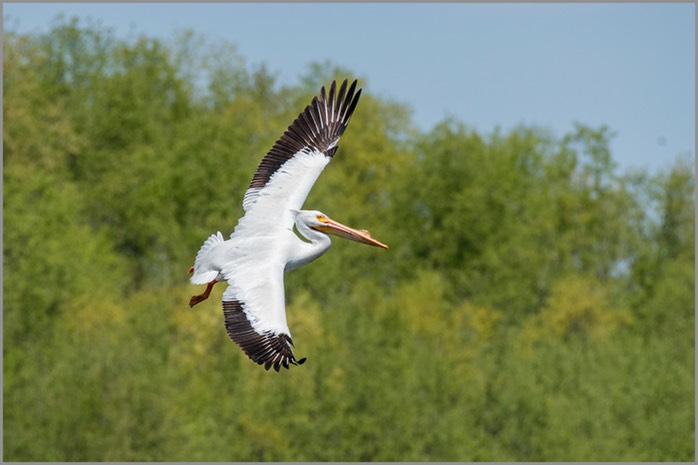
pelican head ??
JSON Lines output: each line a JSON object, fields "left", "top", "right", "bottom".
{"left": 292, "top": 210, "right": 389, "bottom": 249}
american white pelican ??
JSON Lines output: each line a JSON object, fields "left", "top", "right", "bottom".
{"left": 189, "top": 79, "right": 388, "bottom": 371}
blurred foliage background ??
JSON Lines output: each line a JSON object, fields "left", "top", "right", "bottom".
{"left": 3, "top": 18, "right": 694, "bottom": 461}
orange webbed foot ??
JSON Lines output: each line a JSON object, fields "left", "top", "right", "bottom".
{"left": 188, "top": 280, "right": 217, "bottom": 308}
{"left": 189, "top": 294, "right": 208, "bottom": 308}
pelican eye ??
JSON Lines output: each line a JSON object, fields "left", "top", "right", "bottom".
{"left": 316, "top": 214, "right": 329, "bottom": 223}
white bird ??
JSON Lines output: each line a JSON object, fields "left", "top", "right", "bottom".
{"left": 188, "top": 79, "right": 388, "bottom": 371}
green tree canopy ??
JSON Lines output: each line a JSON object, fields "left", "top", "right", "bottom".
{"left": 3, "top": 17, "right": 694, "bottom": 461}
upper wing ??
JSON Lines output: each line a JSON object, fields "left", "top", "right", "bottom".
{"left": 237, "top": 79, "right": 362, "bottom": 233}
{"left": 220, "top": 250, "right": 306, "bottom": 371}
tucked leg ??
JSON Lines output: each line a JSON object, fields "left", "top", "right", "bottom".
{"left": 189, "top": 280, "right": 217, "bottom": 308}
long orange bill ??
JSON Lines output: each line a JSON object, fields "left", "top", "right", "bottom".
{"left": 314, "top": 218, "right": 389, "bottom": 249}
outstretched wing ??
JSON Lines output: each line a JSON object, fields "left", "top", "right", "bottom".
{"left": 235, "top": 79, "right": 362, "bottom": 235}
{"left": 221, "top": 257, "right": 306, "bottom": 371}
{"left": 217, "top": 80, "right": 362, "bottom": 370}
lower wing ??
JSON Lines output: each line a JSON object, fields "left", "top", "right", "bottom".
{"left": 221, "top": 259, "right": 306, "bottom": 371}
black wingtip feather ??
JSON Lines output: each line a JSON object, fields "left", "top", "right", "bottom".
{"left": 223, "top": 300, "right": 306, "bottom": 372}
{"left": 247, "top": 79, "right": 362, "bottom": 191}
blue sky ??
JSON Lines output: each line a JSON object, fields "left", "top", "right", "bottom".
{"left": 4, "top": 2, "right": 695, "bottom": 174}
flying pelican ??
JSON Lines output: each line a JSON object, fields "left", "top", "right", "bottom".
{"left": 188, "top": 79, "right": 388, "bottom": 371}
